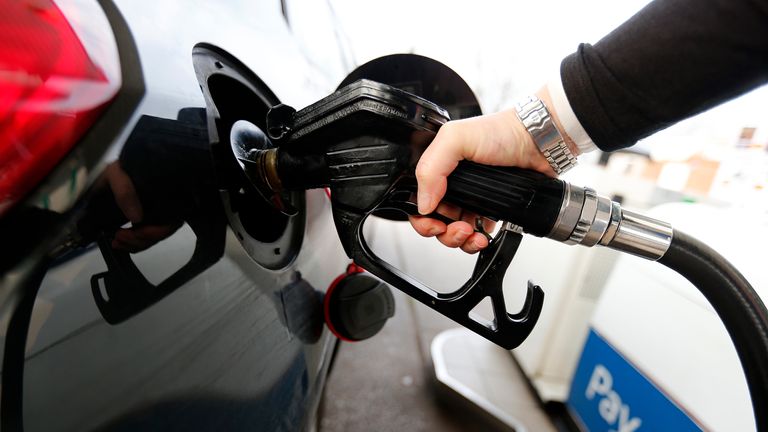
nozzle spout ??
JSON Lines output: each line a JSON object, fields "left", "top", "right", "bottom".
{"left": 274, "top": 149, "right": 329, "bottom": 191}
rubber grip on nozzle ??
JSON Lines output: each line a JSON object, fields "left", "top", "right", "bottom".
{"left": 444, "top": 161, "right": 565, "bottom": 237}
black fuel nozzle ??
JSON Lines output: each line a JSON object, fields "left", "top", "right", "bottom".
{"left": 230, "top": 79, "right": 673, "bottom": 349}
{"left": 241, "top": 80, "right": 567, "bottom": 236}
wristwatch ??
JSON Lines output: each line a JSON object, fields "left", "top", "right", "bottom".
{"left": 514, "top": 95, "right": 577, "bottom": 175}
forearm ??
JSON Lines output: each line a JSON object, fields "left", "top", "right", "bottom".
{"left": 560, "top": 0, "right": 768, "bottom": 151}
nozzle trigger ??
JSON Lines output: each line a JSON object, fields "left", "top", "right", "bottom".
{"left": 333, "top": 201, "right": 544, "bottom": 350}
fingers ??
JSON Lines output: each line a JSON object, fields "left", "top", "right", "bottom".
{"left": 111, "top": 223, "right": 181, "bottom": 253}
{"left": 408, "top": 201, "right": 463, "bottom": 237}
{"left": 443, "top": 213, "right": 493, "bottom": 253}
{"left": 105, "top": 161, "right": 143, "bottom": 223}
{"left": 461, "top": 232, "right": 490, "bottom": 254}
{"left": 479, "top": 217, "right": 496, "bottom": 234}
{"left": 415, "top": 123, "right": 464, "bottom": 215}
{"left": 435, "top": 221, "right": 474, "bottom": 248}
{"left": 410, "top": 219, "right": 489, "bottom": 253}
{"left": 408, "top": 202, "right": 495, "bottom": 254}
{"left": 434, "top": 221, "right": 490, "bottom": 254}
{"left": 409, "top": 216, "right": 446, "bottom": 238}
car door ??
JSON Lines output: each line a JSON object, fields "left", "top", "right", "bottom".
{"left": 1, "top": 1, "right": 350, "bottom": 430}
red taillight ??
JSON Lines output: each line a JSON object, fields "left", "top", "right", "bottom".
{"left": 0, "top": 0, "right": 120, "bottom": 215}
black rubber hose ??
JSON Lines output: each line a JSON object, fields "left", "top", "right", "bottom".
{"left": 658, "top": 230, "right": 768, "bottom": 431}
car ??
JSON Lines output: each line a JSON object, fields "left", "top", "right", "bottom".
{"left": 3, "top": 1, "right": 500, "bottom": 429}
{"left": 1, "top": 1, "right": 356, "bottom": 430}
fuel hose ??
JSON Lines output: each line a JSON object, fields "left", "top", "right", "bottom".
{"left": 658, "top": 231, "right": 768, "bottom": 431}
{"left": 431, "top": 163, "right": 768, "bottom": 428}
{"left": 449, "top": 164, "right": 768, "bottom": 429}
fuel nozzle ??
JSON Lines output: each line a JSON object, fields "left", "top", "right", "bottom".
{"left": 231, "top": 79, "right": 673, "bottom": 261}
{"left": 226, "top": 79, "right": 676, "bottom": 349}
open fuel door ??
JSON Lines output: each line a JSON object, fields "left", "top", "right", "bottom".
{"left": 193, "top": 44, "right": 306, "bottom": 270}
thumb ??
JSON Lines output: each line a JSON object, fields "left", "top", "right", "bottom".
{"left": 106, "top": 162, "right": 143, "bottom": 224}
{"left": 415, "top": 126, "right": 463, "bottom": 214}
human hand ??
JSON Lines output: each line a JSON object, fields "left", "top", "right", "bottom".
{"left": 409, "top": 89, "right": 573, "bottom": 253}
{"left": 101, "top": 161, "right": 181, "bottom": 252}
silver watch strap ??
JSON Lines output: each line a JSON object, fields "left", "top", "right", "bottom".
{"left": 514, "top": 96, "right": 577, "bottom": 175}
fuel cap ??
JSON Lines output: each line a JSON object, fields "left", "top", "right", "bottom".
{"left": 324, "top": 265, "right": 395, "bottom": 342}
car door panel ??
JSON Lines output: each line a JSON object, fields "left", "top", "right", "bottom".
{"left": 2, "top": 0, "right": 349, "bottom": 430}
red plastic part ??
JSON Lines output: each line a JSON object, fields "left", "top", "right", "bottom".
{"left": 0, "top": 0, "right": 119, "bottom": 215}
{"left": 324, "top": 262, "right": 365, "bottom": 342}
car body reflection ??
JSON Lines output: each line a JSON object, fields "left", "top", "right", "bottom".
{"left": 8, "top": 104, "right": 334, "bottom": 431}
{"left": 0, "top": 1, "right": 352, "bottom": 430}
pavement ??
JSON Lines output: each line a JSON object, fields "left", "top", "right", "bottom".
{"left": 318, "top": 289, "right": 557, "bottom": 432}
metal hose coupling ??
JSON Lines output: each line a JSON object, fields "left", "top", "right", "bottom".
{"left": 547, "top": 183, "right": 673, "bottom": 260}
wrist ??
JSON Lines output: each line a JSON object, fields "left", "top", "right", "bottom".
{"left": 514, "top": 91, "right": 578, "bottom": 176}
{"left": 535, "top": 87, "right": 580, "bottom": 157}
{"left": 503, "top": 109, "right": 558, "bottom": 177}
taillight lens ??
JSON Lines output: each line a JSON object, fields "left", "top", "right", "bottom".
{"left": 0, "top": 0, "right": 120, "bottom": 215}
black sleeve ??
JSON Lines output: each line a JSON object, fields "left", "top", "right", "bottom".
{"left": 561, "top": 0, "right": 768, "bottom": 152}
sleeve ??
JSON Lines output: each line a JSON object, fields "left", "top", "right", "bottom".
{"left": 560, "top": 0, "right": 768, "bottom": 152}
{"left": 547, "top": 77, "right": 598, "bottom": 154}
